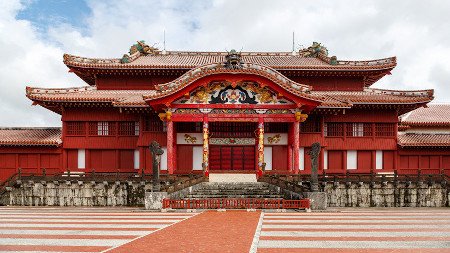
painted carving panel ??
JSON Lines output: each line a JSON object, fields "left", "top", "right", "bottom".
{"left": 176, "top": 133, "right": 203, "bottom": 145}
{"left": 264, "top": 133, "right": 288, "bottom": 145}
{"left": 174, "top": 81, "right": 293, "bottom": 105}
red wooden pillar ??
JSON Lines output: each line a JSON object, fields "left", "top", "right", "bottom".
{"left": 293, "top": 121, "right": 300, "bottom": 174}
{"left": 287, "top": 123, "right": 293, "bottom": 172}
{"left": 287, "top": 147, "right": 293, "bottom": 172}
{"left": 257, "top": 117, "right": 264, "bottom": 177}
{"left": 202, "top": 115, "right": 209, "bottom": 177}
{"left": 173, "top": 122, "right": 177, "bottom": 174}
{"left": 166, "top": 119, "right": 174, "bottom": 174}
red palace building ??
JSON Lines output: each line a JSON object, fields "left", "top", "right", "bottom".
{"left": 0, "top": 41, "right": 449, "bottom": 183}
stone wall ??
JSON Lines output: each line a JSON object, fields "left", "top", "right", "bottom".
{"left": 324, "top": 181, "right": 449, "bottom": 207}
{"left": 2, "top": 180, "right": 150, "bottom": 207}
{"left": 2, "top": 180, "right": 449, "bottom": 207}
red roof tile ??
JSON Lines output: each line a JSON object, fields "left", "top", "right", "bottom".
{"left": 27, "top": 86, "right": 434, "bottom": 111}
{"left": 0, "top": 128, "right": 61, "bottom": 146}
{"left": 398, "top": 133, "right": 450, "bottom": 147}
{"left": 401, "top": 104, "right": 450, "bottom": 126}
{"left": 26, "top": 86, "right": 154, "bottom": 107}
{"left": 312, "top": 88, "right": 434, "bottom": 108}
{"left": 63, "top": 51, "right": 397, "bottom": 71}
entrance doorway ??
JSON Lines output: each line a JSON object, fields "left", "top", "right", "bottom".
{"left": 210, "top": 145, "right": 255, "bottom": 170}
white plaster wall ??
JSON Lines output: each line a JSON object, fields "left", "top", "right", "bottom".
{"left": 347, "top": 150, "right": 357, "bottom": 170}
{"left": 161, "top": 147, "right": 168, "bottom": 171}
{"left": 77, "top": 149, "right": 85, "bottom": 169}
{"left": 264, "top": 147, "right": 273, "bottom": 171}
{"left": 192, "top": 146, "right": 203, "bottom": 171}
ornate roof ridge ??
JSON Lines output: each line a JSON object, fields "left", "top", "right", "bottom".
{"left": 364, "top": 88, "right": 434, "bottom": 97}
{"left": 26, "top": 86, "right": 95, "bottom": 95}
{"left": 63, "top": 52, "right": 396, "bottom": 67}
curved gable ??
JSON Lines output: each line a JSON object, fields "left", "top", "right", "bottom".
{"left": 144, "top": 62, "right": 322, "bottom": 111}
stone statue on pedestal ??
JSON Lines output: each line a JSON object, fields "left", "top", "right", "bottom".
{"left": 308, "top": 142, "right": 321, "bottom": 192}
{"left": 149, "top": 141, "right": 164, "bottom": 191}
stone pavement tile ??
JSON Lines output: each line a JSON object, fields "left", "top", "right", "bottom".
{"left": 106, "top": 210, "right": 261, "bottom": 253}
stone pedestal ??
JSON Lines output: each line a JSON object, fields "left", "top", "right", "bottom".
{"left": 304, "top": 192, "right": 327, "bottom": 210}
{"left": 145, "top": 191, "right": 168, "bottom": 210}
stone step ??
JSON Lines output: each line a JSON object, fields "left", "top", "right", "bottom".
{"left": 193, "top": 189, "right": 278, "bottom": 194}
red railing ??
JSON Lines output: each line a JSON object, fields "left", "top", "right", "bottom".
{"left": 162, "top": 198, "right": 310, "bottom": 209}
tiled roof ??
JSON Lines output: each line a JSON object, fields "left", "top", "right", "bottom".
{"left": 63, "top": 51, "right": 397, "bottom": 71}
{"left": 0, "top": 128, "right": 62, "bottom": 146}
{"left": 312, "top": 88, "right": 434, "bottom": 108}
{"left": 27, "top": 86, "right": 434, "bottom": 110}
{"left": 398, "top": 133, "right": 450, "bottom": 147}
{"left": 26, "top": 86, "right": 155, "bottom": 107}
{"left": 401, "top": 104, "right": 450, "bottom": 126}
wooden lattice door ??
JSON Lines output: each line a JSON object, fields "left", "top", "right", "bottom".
{"left": 209, "top": 145, "right": 255, "bottom": 170}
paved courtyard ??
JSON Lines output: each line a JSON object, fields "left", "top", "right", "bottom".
{"left": 0, "top": 207, "right": 448, "bottom": 252}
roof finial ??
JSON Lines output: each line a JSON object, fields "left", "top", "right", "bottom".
{"left": 291, "top": 32, "right": 297, "bottom": 56}
{"left": 162, "top": 30, "right": 167, "bottom": 55}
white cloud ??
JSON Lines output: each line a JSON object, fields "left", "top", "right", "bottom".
{"left": 0, "top": 0, "right": 449, "bottom": 126}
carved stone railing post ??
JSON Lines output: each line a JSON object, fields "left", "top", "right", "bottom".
{"left": 308, "top": 142, "right": 321, "bottom": 192}
{"left": 149, "top": 141, "right": 164, "bottom": 192}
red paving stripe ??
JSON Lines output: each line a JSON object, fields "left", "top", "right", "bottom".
{"left": 264, "top": 222, "right": 449, "bottom": 225}
{"left": 106, "top": 210, "right": 261, "bottom": 253}
{"left": 0, "top": 213, "right": 191, "bottom": 216}
{"left": 257, "top": 249, "right": 450, "bottom": 253}
{"left": 0, "top": 217, "right": 184, "bottom": 220}
{"left": 264, "top": 217, "right": 450, "bottom": 220}
{"left": 0, "top": 245, "right": 108, "bottom": 252}
{"left": 1, "top": 227, "right": 158, "bottom": 231}
{"left": 259, "top": 236, "right": 450, "bottom": 241}
{"left": 264, "top": 213, "right": 450, "bottom": 216}
{"left": 261, "top": 228, "right": 450, "bottom": 232}
{"left": 0, "top": 221, "right": 174, "bottom": 225}
{"left": 0, "top": 234, "right": 137, "bottom": 239}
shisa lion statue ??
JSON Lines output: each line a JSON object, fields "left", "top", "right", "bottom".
{"left": 308, "top": 142, "right": 321, "bottom": 192}
{"left": 149, "top": 141, "right": 164, "bottom": 191}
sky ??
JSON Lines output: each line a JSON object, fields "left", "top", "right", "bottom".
{"left": 1, "top": 0, "right": 450, "bottom": 127}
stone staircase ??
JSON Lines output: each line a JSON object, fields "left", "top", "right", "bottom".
{"left": 183, "top": 182, "right": 283, "bottom": 199}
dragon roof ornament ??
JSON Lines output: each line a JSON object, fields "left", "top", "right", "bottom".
{"left": 121, "top": 40, "right": 160, "bottom": 64}
{"left": 300, "top": 42, "right": 338, "bottom": 65}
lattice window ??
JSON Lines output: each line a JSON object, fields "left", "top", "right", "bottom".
{"left": 375, "top": 123, "right": 395, "bottom": 137}
{"left": 119, "top": 122, "right": 139, "bottom": 136}
{"left": 176, "top": 122, "right": 202, "bottom": 133}
{"left": 264, "top": 123, "right": 289, "bottom": 133}
{"left": 144, "top": 114, "right": 164, "bottom": 132}
{"left": 346, "top": 123, "right": 372, "bottom": 137}
{"left": 300, "top": 115, "right": 321, "bottom": 133}
{"left": 89, "top": 122, "right": 116, "bottom": 136}
{"left": 66, "top": 122, "right": 85, "bottom": 136}
{"left": 210, "top": 122, "right": 256, "bottom": 138}
{"left": 324, "top": 123, "right": 344, "bottom": 137}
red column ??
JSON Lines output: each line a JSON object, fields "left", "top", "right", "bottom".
{"left": 288, "top": 147, "right": 293, "bottom": 172}
{"left": 166, "top": 120, "right": 174, "bottom": 174}
{"left": 202, "top": 115, "right": 209, "bottom": 177}
{"left": 257, "top": 117, "right": 264, "bottom": 177}
{"left": 293, "top": 121, "right": 300, "bottom": 174}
